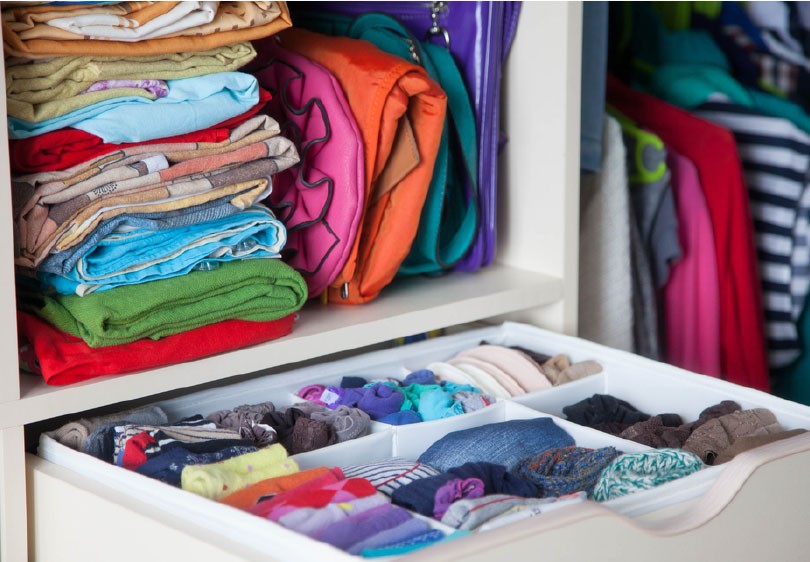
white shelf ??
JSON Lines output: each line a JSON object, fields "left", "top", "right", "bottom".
{"left": 0, "top": 264, "right": 562, "bottom": 428}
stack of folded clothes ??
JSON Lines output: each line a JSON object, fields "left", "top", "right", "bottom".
{"left": 7, "top": 1, "right": 308, "bottom": 385}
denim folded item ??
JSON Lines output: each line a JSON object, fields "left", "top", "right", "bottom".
{"left": 418, "top": 418, "right": 576, "bottom": 472}
{"left": 8, "top": 72, "right": 259, "bottom": 142}
{"left": 40, "top": 206, "right": 287, "bottom": 295}
{"left": 38, "top": 197, "right": 247, "bottom": 275}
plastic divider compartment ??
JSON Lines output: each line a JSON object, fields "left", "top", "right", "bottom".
{"left": 512, "top": 373, "right": 607, "bottom": 417}
{"left": 291, "top": 430, "right": 394, "bottom": 470}
{"left": 393, "top": 401, "right": 651, "bottom": 462}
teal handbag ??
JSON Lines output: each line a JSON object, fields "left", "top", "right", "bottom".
{"left": 293, "top": 11, "right": 479, "bottom": 275}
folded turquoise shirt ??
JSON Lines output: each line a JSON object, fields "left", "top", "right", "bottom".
{"left": 40, "top": 206, "right": 286, "bottom": 296}
{"left": 7, "top": 71, "right": 259, "bottom": 142}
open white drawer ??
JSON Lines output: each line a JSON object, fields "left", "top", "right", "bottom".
{"left": 27, "top": 323, "right": 810, "bottom": 561}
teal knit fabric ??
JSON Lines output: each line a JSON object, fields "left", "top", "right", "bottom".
{"left": 593, "top": 448, "right": 704, "bottom": 502}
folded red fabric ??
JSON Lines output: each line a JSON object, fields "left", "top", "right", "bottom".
{"left": 17, "top": 310, "right": 295, "bottom": 386}
{"left": 10, "top": 87, "right": 272, "bottom": 174}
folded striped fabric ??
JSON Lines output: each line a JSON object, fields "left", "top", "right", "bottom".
{"left": 341, "top": 458, "right": 441, "bottom": 496}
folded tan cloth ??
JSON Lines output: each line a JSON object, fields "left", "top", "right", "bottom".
{"left": 6, "top": 43, "right": 256, "bottom": 122}
{"left": 3, "top": 2, "right": 291, "bottom": 59}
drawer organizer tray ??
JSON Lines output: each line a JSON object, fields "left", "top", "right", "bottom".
{"left": 33, "top": 322, "right": 810, "bottom": 561}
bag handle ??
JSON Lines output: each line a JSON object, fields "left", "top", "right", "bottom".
{"left": 346, "top": 13, "right": 479, "bottom": 271}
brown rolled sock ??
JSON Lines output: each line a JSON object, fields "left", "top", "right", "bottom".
{"left": 714, "top": 429, "right": 808, "bottom": 464}
{"left": 291, "top": 417, "right": 337, "bottom": 454}
{"left": 689, "top": 400, "right": 741, "bottom": 431}
{"left": 541, "top": 354, "right": 603, "bottom": 386}
{"left": 683, "top": 408, "right": 782, "bottom": 464}
{"left": 619, "top": 415, "right": 691, "bottom": 448}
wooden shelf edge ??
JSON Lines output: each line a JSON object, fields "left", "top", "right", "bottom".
{"left": 2, "top": 265, "right": 562, "bottom": 428}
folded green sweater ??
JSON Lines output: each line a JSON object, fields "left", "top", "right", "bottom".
{"left": 21, "top": 258, "right": 308, "bottom": 348}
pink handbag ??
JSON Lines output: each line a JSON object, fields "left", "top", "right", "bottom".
{"left": 250, "top": 37, "right": 365, "bottom": 298}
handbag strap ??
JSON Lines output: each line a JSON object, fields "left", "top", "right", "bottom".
{"left": 346, "top": 13, "right": 479, "bottom": 270}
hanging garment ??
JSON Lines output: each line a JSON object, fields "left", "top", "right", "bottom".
{"left": 579, "top": 116, "right": 635, "bottom": 354}
{"left": 607, "top": 76, "right": 769, "bottom": 392}
{"left": 663, "top": 149, "right": 722, "bottom": 377}
{"left": 580, "top": 1, "right": 609, "bottom": 172}
{"left": 693, "top": 101, "right": 810, "bottom": 369}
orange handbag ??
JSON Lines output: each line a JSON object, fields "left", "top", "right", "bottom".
{"left": 279, "top": 28, "right": 446, "bottom": 304}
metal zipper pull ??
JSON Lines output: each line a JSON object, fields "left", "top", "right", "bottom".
{"left": 427, "top": 1, "right": 450, "bottom": 49}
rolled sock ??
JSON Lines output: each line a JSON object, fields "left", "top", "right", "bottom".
{"left": 714, "top": 428, "right": 808, "bottom": 464}
{"left": 219, "top": 466, "right": 331, "bottom": 510}
{"left": 207, "top": 401, "right": 276, "bottom": 429}
{"left": 511, "top": 446, "right": 620, "bottom": 497}
{"left": 135, "top": 444, "right": 258, "bottom": 486}
{"left": 541, "top": 354, "right": 602, "bottom": 386}
{"left": 433, "top": 478, "right": 485, "bottom": 519}
{"left": 341, "top": 458, "right": 441, "bottom": 496}
{"left": 297, "top": 384, "right": 327, "bottom": 406}
{"left": 360, "top": 529, "right": 446, "bottom": 557}
{"left": 279, "top": 493, "right": 388, "bottom": 536}
{"left": 348, "top": 516, "right": 431, "bottom": 555}
{"left": 315, "top": 503, "right": 412, "bottom": 552}
{"left": 356, "top": 383, "right": 404, "bottom": 420}
{"left": 593, "top": 449, "right": 704, "bottom": 502}
{"left": 418, "top": 418, "right": 575, "bottom": 471}
{"left": 48, "top": 405, "right": 168, "bottom": 450}
{"left": 689, "top": 400, "right": 742, "bottom": 431}
{"left": 562, "top": 394, "right": 650, "bottom": 429}
{"left": 290, "top": 416, "right": 337, "bottom": 454}
{"left": 341, "top": 376, "right": 368, "bottom": 388}
{"left": 180, "top": 444, "right": 299, "bottom": 500}
{"left": 307, "top": 405, "right": 371, "bottom": 442}
{"left": 418, "top": 388, "right": 464, "bottom": 421}
{"left": 683, "top": 408, "right": 782, "bottom": 464}
{"left": 377, "top": 410, "right": 422, "bottom": 425}
{"left": 619, "top": 416, "right": 690, "bottom": 448}
{"left": 262, "top": 408, "right": 306, "bottom": 452}
{"left": 403, "top": 369, "right": 437, "bottom": 386}
{"left": 329, "top": 386, "right": 366, "bottom": 409}
{"left": 454, "top": 391, "right": 489, "bottom": 413}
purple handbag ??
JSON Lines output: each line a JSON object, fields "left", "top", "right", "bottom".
{"left": 290, "top": 1, "right": 521, "bottom": 271}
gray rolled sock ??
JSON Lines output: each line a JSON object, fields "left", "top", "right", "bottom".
{"left": 50, "top": 405, "right": 168, "bottom": 450}
{"left": 310, "top": 405, "right": 371, "bottom": 442}
{"left": 454, "top": 391, "right": 489, "bottom": 413}
{"left": 207, "top": 401, "right": 276, "bottom": 429}
{"left": 441, "top": 494, "right": 562, "bottom": 530}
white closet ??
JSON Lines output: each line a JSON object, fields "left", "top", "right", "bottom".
{"left": 0, "top": 3, "right": 582, "bottom": 560}
{"left": 5, "top": 2, "right": 810, "bottom": 561}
